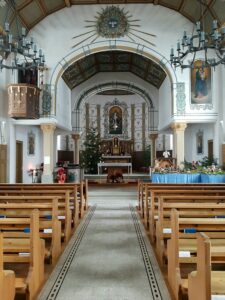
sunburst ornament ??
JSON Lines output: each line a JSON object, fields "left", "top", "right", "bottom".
{"left": 72, "top": 6, "right": 156, "bottom": 48}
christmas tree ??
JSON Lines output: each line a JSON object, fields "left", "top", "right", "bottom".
{"left": 80, "top": 128, "right": 102, "bottom": 174}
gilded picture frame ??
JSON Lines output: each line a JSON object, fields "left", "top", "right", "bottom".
{"left": 191, "top": 60, "right": 211, "bottom": 105}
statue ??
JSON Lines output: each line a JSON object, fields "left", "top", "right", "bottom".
{"left": 163, "top": 150, "right": 170, "bottom": 158}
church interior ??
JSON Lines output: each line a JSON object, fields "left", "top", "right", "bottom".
{"left": 0, "top": 0, "right": 225, "bottom": 299}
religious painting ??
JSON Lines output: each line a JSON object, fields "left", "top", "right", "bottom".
{"left": 109, "top": 106, "right": 122, "bottom": 134}
{"left": 28, "top": 131, "right": 35, "bottom": 156}
{"left": 196, "top": 130, "right": 203, "bottom": 155}
{"left": 191, "top": 60, "right": 211, "bottom": 104}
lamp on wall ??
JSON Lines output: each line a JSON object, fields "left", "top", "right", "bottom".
{"left": 0, "top": 0, "right": 45, "bottom": 71}
{"left": 170, "top": 0, "right": 225, "bottom": 69}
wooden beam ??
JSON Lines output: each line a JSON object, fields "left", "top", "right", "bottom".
{"left": 65, "top": 0, "right": 71, "bottom": 7}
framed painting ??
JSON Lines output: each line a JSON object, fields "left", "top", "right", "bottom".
{"left": 28, "top": 131, "right": 35, "bottom": 156}
{"left": 191, "top": 60, "right": 211, "bottom": 104}
{"left": 196, "top": 130, "right": 203, "bottom": 155}
{"left": 109, "top": 105, "right": 122, "bottom": 135}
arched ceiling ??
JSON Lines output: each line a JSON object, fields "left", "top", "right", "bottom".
{"left": 1, "top": 0, "right": 225, "bottom": 31}
{"left": 62, "top": 51, "right": 167, "bottom": 89}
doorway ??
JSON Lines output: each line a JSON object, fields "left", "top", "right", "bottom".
{"left": 208, "top": 140, "right": 213, "bottom": 160}
{"left": 0, "top": 144, "right": 7, "bottom": 183}
{"left": 16, "top": 141, "right": 23, "bottom": 183}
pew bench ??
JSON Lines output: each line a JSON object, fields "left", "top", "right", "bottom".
{"left": 0, "top": 210, "right": 45, "bottom": 300}
{"left": 167, "top": 209, "right": 225, "bottom": 300}
{"left": 0, "top": 233, "right": 15, "bottom": 300}
{"left": 0, "top": 197, "right": 62, "bottom": 264}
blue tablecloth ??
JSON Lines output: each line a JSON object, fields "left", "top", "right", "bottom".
{"left": 152, "top": 173, "right": 201, "bottom": 183}
{"left": 200, "top": 174, "right": 225, "bottom": 183}
{"left": 152, "top": 173, "right": 225, "bottom": 183}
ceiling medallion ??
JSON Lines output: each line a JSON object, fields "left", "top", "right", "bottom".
{"left": 72, "top": 6, "right": 156, "bottom": 48}
{"left": 96, "top": 6, "right": 129, "bottom": 39}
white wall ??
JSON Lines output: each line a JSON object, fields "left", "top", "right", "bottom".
{"left": 185, "top": 123, "right": 214, "bottom": 163}
{"left": 56, "top": 77, "right": 72, "bottom": 130}
{"left": 158, "top": 76, "right": 172, "bottom": 130}
{"left": 15, "top": 125, "right": 43, "bottom": 183}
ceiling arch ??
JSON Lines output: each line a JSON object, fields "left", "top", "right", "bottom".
{"left": 1, "top": 1, "right": 225, "bottom": 31}
{"left": 62, "top": 50, "right": 167, "bottom": 89}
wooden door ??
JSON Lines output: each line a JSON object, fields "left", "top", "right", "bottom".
{"left": 16, "top": 141, "right": 23, "bottom": 183}
{"left": 208, "top": 140, "right": 213, "bottom": 160}
{"left": 0, "top": 145, "right": 7, "bottom": 183}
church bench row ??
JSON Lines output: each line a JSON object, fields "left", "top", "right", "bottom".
{"left": 0, "top": 193, "right": 72, "bottom": 243}
{"left": 0, "top": 181, "right": 89, "bottom": 232}
{"left": 137, "top": 181, "right": 225, "bottom": 213}
{"left": 0, "top": 180, "right": 89, "bottom": 220}
{"left": 155, "top": 198, "right": 225, "bottom": 264}
{"left": 167, "top": 209, "right": 225, "bottom": 300}
{"left": 0, "top": 210, "right": 45, "bottom": 300}
{"left": 188, "top": 233, "right": 225, "bottom": 300}
{"left": 0, "top": 197, "right": 61, "bottom": 265}
{"left": 138, "top": 181, "right": 225, "bottom": 223}
{"left": 139, "top": 185, "right": 225, "bottom": 240}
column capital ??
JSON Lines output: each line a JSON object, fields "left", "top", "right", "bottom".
{"left": 170, "top": 122, "right": 187, "bottom": 131}
{"left": 72, "top": 133, "right": 81, "bottom": 141}
{"left": 149, "top": 133, "right": 158, "bottom": 140}
{"left": 40, "top": 123, "right": 56, "bottom": 132}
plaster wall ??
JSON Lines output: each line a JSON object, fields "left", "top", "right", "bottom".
{"left": 158, "top": 76, "right": 172, "bottom": 130}
{"left": 15, "top": 125, "right": 43, "bottom": 183}
{"left": 185, "top": 123, "right": 214, "bottom": 163}
{"left": 56, "top": 77, "right": 72, "bottom": 130}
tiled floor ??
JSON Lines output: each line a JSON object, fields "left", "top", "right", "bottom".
{"left": 37, "top": 185, "right": 171, "bottom": 300}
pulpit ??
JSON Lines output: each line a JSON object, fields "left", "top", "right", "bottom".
{"left": 8, "top": 84, "right": 40, "bottom": 119}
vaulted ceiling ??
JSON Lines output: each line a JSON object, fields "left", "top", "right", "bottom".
{"left": 62, "top": 51, "right": 167, "bottom": 89}
{"left": 1, "top": 0, "right": 225, "bottom": 31}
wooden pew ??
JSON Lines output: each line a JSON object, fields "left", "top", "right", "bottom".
{"left": 0, "top": 210, "right": 45, "bottom": 300}
{"left": 155, "top": 197, "right": 225, "bottom": 264}
{"left": 138, "top": 182, "right": 225, "bottom": 218}
{"left": 0, "top": 181, "right": 88, "bottom": 227}
{"left": 0, "top": 197, "right": 61, "bottom": 264}
{"left": 167, "top": 209, "right": 225, "bottom": 300}
{"left": 0, "top": 191, "right": 72, "bottom": 242}
{"left": 188, "top": 233, "right": 225, "bottom": 300}
{"left": 0, "top": 233, "right": 15, "bottom": 300}
{"left": 148, "top": 189, "right": 225, "bottom": 241}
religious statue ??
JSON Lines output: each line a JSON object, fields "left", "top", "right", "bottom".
{"left": 163, "top": 150, "right": 170, "bottom": 158}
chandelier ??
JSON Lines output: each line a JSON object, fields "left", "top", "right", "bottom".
{"left": 0, "top": 1, "right": 45, "bottom": 71}
{"left": 170, "top": 0, "right": 225, "bottom": 69}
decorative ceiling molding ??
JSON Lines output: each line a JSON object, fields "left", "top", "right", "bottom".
{"left": 62, "top": 50, "right": 167, "bottom": 89}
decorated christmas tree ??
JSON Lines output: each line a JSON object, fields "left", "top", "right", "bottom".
{"left": 80, "top": 128, "right": 102, "bottom": 174}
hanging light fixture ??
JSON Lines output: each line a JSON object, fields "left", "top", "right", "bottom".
{"left": 170, "top": 0, "right": 225, "bottom": 69}
{"left": 0, "top": 0, "right": 45, "bottom": 71}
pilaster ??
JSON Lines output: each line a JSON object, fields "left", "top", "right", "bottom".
{"left": 40, "top": 123, "right": 56, "bottom": 183}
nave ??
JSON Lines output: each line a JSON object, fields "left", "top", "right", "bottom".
{"left": 37, "top": 185, "right": 171, "bottom": 300}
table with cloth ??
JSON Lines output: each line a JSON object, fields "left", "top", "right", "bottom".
{"left": 151, "top": 173, "right": 225, "bottom": 183}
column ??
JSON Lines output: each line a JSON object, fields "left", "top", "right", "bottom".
{"left": 149, "top": 133, "right": 158, "bottom": 166}
{"left": 170, "top": 122, "right": 187, "bottom": 168}
{"left": 41, "top": 123, "right": 56, "bottom": 183}
{"left": 72, "top": 134, "right": 80, "bottom": 164}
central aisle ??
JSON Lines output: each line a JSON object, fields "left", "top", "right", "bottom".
{"left": 38, "top": 185, "right": 171, "bottom": 300}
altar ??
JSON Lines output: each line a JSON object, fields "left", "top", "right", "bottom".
{"left": 98, "top": 162, "right": 132, "bottom": 175}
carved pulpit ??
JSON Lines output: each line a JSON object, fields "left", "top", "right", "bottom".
{"left": 8, "top": 84, "right": 41, "bottom": 119}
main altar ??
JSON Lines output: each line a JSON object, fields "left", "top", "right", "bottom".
{"left": 98, "top": 137, "right": 133, "bottom": 175}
